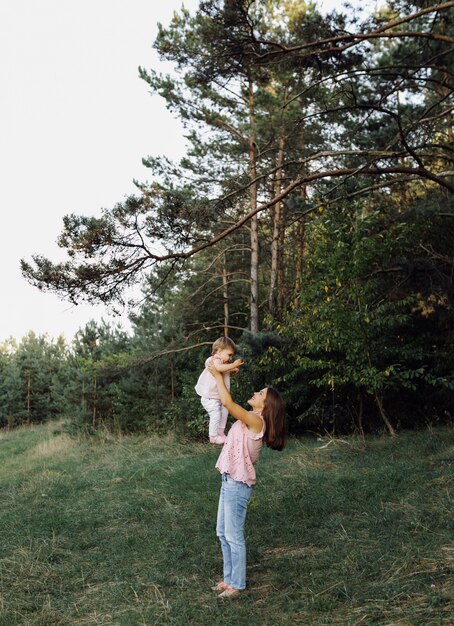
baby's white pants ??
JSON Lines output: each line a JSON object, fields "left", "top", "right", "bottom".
{"left": 201, "top": 398, "right": 228, "bottom": 437}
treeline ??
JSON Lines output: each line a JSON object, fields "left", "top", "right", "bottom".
{"left": 16, "top": 0, "right": 453, "bottom": 436}
{"left": 0, "top": 322, "right": 174, "bottom": 434}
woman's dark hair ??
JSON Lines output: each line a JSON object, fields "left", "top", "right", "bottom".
{"left": 262, "top": 387, "right": 287, "bottom": 451}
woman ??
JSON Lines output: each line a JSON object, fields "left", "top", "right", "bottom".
{"left": 207, "top": 362, "right": 287, "bottom": 598}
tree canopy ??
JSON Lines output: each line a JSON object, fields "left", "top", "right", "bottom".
{"left": 15, "top": 0, "right": 453, "bottom": 436}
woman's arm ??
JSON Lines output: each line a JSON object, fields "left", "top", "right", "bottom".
{"left": 207, "top": 363, "right": 262, "bottom": 433}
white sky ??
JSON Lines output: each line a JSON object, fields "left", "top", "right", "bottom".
{"left": 0, "top": 0, "right": 349, "bottom": 343}
{"left": 0, "top": 0, "right": 202, "bottom": 342}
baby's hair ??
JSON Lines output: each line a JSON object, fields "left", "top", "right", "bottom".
{"left": 212, "top": 336, "right": 237, "bottom": 355}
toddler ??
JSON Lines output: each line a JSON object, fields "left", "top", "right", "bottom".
{"left": 195, "top": 336, "right": 244, "bottom": 444}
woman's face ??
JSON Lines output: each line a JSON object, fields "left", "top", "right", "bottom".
{"left": 248, "top": 388, "right": 268, "bottom": 411}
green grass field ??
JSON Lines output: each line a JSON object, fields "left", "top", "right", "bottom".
{"left": 0, "top": 423, "right": 452, "bottom": 625}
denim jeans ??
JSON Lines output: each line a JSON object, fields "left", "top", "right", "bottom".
{"left": 216, "top": 473, "right": 253, "bottom": 590}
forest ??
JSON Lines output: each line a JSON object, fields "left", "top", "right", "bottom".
{"left": 2, "top": 0, "right": 453, "bottom": 438}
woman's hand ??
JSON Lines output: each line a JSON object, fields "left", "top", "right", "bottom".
{"left": 207, "top": 362, "right": 222, "bottom": 377}
{"left": 208, "top": 361, "right": 261, "bottom": 432}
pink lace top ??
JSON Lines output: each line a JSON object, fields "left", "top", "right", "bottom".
{"left": 215, "top": 412, "right": 265, "bottom": 486}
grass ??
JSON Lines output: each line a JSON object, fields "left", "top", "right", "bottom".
{"left": 0, "top": 423, "right": 452, "bottom": 625}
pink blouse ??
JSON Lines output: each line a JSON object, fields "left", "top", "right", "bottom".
{"left": 215, "top": 413, "right": 265, "bottom": 486}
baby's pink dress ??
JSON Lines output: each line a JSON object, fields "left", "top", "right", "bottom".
{"left": 195, "top": 355, "right": 230, "bottom": 399}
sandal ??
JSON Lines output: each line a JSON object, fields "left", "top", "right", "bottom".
{"left": 218, "top": 585, "right": 240, "bottom": 598}
{"left": 211, "top": 581, "right": 229, "bottom": 592}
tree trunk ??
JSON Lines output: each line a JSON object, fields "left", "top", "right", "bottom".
{"left": 222, "top": 253, "right": 229, "bottom": 336}
{"left": 293, "top": 185, "right": 307, "bottom": 308}
{"left": 277, "top": 205, "right": 286, "bottom": 314}
{"left": 170, "top": 359, "right": 175, "bottom": 401}
{"left": 293, "top": 130, "right": 308, "bottom": 307}
{"left": 438, "top": 14, "right": 453, "bottom": 143}
{"left": 27, "top": 373, "right": 31, "bottom": 424}
{"left": 92, "top": 373, "right": 97, "bottom": 428}
{"left": 375, "top": 392, "right": 396, "bottom": 437}
{"left": 248, "top": 79, "right": 259, "bottom": 334}
{"left": 293, "top": 219, "right": 305, "bottom": 308}
{"left": 359, "top": 293, "right": 397, "bottom": 438}
{"left": 357, "top": 392, "right": 365, "bottom": 438}
{"left": 269, "top": 131, "right": 286, "bottom": 317}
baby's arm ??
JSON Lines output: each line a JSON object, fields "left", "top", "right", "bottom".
{"left": 213, "top": 357, "right": 244, "bottom": 373}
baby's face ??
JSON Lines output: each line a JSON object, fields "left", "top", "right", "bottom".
{"left": 217, "top": 348, "right": 235, "bottom": 363}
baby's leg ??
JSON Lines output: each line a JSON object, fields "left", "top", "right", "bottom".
{"left": 201, "top": 399, "right": 226, "bottom": 444}
{"left": 219, "top": 405, "right": 228, "bottom": 436}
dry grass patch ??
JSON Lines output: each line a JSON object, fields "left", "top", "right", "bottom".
{"left": 441, "top": 545, "right": 454, "bottom": 564}
{"left": 30, "top": 434, "right": 75, "bottom": 459}
{"left": 264, "top": 544, "right": 326, "bottom": 560}
{"left": 347, "top": 590, "right": 454, "bottom": 626}
{"left": 0, "top": 423, "right": 36, "bottom": 440}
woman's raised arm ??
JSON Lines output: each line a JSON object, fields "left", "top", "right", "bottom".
{"left": 207, "top": 363, "right": 262, "bottom": 433}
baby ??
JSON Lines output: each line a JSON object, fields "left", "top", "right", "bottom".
{"left": 195, "top": 336, "right": 244, "bottom": 444}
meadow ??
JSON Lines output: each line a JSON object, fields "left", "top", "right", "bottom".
{"left": 0, "top": 423, "right": 452, "bottom": 625}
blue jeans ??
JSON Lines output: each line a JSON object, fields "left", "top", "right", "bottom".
{"left": 216, "top": 473, "right": 253, "bottom": 590}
